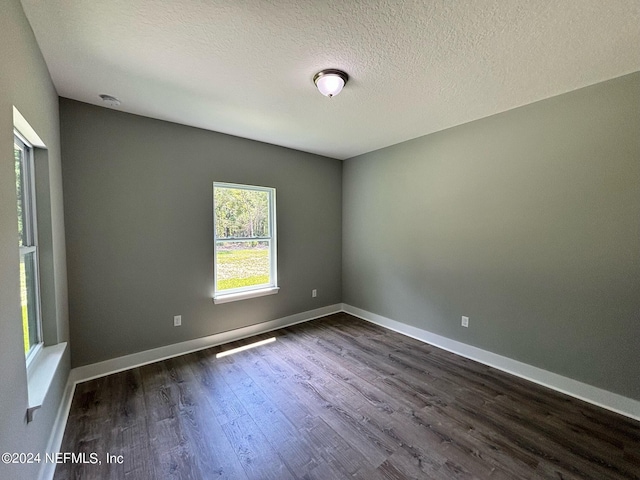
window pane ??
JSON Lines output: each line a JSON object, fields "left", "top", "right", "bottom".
{"left": 214, "top": 187, "right": 270, "bottom": 239}
{"left": 14, "top": 143, "right": 28, "bottom": 247}
{"left": 20, "top": 251, "right": 39, "bottom": 353}
{"left": 216, "top": 240, "right": 270, "bottom": 291}
{"left": 16, "top": 134, "right": 41, "bottom": 356}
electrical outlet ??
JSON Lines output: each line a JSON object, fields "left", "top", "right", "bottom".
{"left": 312, "top": 289, "right": 317, "bottom": 298}
{"left": 174, "top": 315, "right": 182, "bottom": 327}
{"left": 461, "top": 316, "right": 469, "bottom": 328}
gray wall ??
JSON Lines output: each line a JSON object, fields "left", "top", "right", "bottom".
{"left": 343, "top": 72, "right": 640, "bottom": 400}
{"left": 0, "top": 1, "right": 70, "bottom": 478}
{"left": 60, "top": 99, "right": 342, "bottom": 367}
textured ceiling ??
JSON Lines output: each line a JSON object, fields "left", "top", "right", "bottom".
{"left": 20, "top": 0, "right": 640, "bottom": 160}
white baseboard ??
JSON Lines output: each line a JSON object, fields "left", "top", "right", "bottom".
{"left": 342, "top": 303, "right": 640, "bottom": 422}
{"left": 68, "top": 303, "right": 342, "bottom": 385}
{"left": 38, "top": 377, "right": 76, "bottom": 480}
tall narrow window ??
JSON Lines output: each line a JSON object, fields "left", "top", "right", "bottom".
{"left": 14, "top": 133, "right": 42, "bottom": 360}
{"left": 213, "top": 182, "right": 278, "bottom": 303}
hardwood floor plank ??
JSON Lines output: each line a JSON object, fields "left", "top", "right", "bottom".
{"left": 376, "top": 449, "right": 437, "bottom": 480}
{"left": 122, "top": 422, "right": 156, "bottom": 480}
{"left": 165, "top": 356, "right": 249, "bottom": 480}
{"left": 272, "top": 334, "right": 403, "bottom": 458}
{"left": 190, "top": 350, "right": 248, "bottom": 426}
{"left": 305, "top": 415, "right": 377, "bottom": 477}
{"left": 139, "top": 362, "right": 203, "bottom": 480}
{"left": 221, "top": 413, "right": 295, "bottom": 480}
{"left": 216, "top": 356, "right": 318, "bottom": 475}
{"left": 242, "top": 336, "right": 394, "bottom": 467}
{"left": 301, "top": 458, "right": 352, "bottom": 480}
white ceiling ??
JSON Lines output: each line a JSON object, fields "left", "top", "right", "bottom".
{"left": 20, "top": 0, "right": 640, "bottom": 160}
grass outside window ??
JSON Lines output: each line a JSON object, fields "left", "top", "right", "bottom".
{"left": 216, "top": 246, "right": 269, "bottom": 290}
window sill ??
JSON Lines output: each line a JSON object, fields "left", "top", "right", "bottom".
{"left": 214, "top": 287, "right": 279, "bottom": 304}
{"left": 26, "top": 342, "right": 67, "bottom": 423}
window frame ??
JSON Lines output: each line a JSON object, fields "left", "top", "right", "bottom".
{"left": 213, "top": 182, "right": 278, "bottom": 303}
{"left": 14, "top": 131, "right": 44, "bottom": 365}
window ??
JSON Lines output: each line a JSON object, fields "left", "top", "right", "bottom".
{"left": 14, "top": 132, "right": 43, "bottom": 361}
{"left": 213, "top": 182, "right": 278, "bottom": 303}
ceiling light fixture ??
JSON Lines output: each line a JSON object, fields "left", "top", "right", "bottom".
{"left": 313, "top": 69, "right": 349, "bottom": 98}
{"left": 99, "top": 94, "right": 121, "bottom": 107}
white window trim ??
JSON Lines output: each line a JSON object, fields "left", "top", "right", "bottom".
{"left": 14, "top": 108, "right": 65, "bottom": 423}
{"left": 213, "top": 182, "right": 278, "bottom": 303}
{"left": 26, "top": 342, "right": 67, "bottom": 422}
{"left": 25, "top": 341, "right": 43, "bottom": 369}
{"left": 213, "top": 286, "right": 280, "bottom": 304}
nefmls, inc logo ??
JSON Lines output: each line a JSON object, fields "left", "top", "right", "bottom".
{"left": 47, "top": 452, "right": 100, "bottom": 464}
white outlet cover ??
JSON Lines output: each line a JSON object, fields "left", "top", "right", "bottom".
{"left": 461, "top": 316, "right": 469, "bottom": 327}
{"left": 174, "top": 315, "right": 182, "bottom": 326}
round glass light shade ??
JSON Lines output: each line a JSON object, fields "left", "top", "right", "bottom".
{"left": 314, "top": 70, "right": 348, "bottom": 97}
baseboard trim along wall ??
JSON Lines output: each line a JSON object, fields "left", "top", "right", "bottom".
{"left": 39, "top": 378, "right": 76, "bottom": 480}
{"left": 342, "top": 303, "right": 640, "bottom": 422}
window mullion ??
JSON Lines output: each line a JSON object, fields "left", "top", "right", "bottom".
{"left": 215, "top": 236, "right": 272, "bottom": 242}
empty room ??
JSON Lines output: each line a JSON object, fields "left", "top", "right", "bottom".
{"left": 1, "top": 1, "right": 639, "bottom": 479}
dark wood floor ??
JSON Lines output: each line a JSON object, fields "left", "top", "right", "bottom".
{"left": 55, "top": 313, "right": 640, "bottom": 479}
